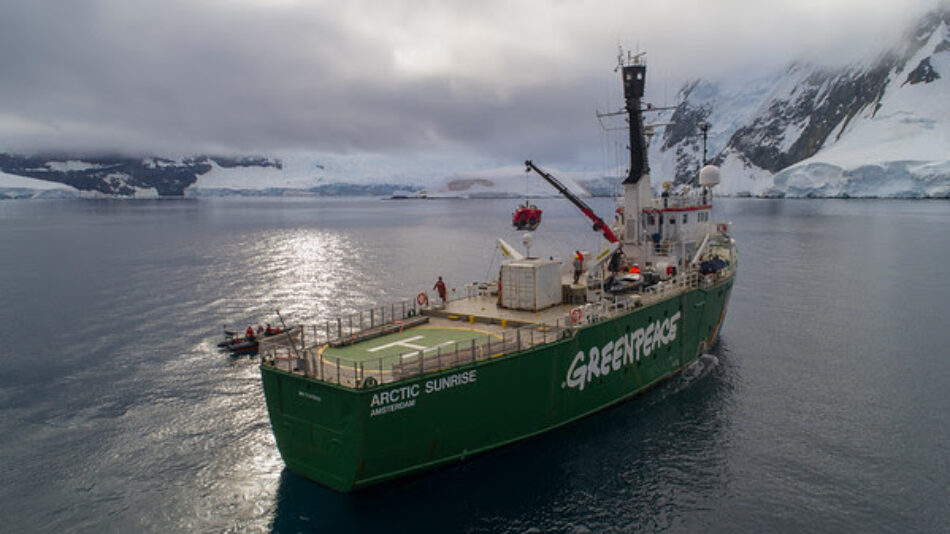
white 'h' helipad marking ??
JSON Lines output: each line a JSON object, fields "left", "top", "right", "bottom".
{"left": 368, "top": 335, "right": 427, "bottom": 353}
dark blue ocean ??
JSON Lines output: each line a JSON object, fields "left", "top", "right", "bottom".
{"left": 1, "top": 197, "right": 948, "bottom": 533}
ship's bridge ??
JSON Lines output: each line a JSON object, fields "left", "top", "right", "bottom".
{"left": 641, "top": 188, "right": 714, "bottom": 246}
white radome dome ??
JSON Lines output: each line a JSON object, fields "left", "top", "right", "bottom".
{"left": 699, "top": 165, "right": 721, "bottom": 187}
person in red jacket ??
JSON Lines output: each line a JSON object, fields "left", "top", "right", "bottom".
{"left": 433, "top": 276, "right": 447, "bottom": 305}
{"left": 245, "top": 326, "right": 255, "bottom": 341}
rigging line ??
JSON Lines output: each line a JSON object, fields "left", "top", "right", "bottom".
{"left": 484, "top": 241, "right": 501, "bottom": 282}
{"left": 601, "top": 122, "right": 610, "bottom": 192}
{"left": 480, "top": 221, "right": 505, "bottom": 277}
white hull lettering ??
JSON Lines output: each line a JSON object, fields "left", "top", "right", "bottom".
{"left": 564, "top": 311, "right": 681, "bottom": 392}
{"left": 370, "top": 399, "right": 416, "bottom": 416}
{"left": 369, "top": 370, "right": 477, "bottom": 417}
{"left": 370, "top": 384, "right": 420, "bottom": 407}
{"left": 425, "top": 369, "right": 477, "bottom": 393}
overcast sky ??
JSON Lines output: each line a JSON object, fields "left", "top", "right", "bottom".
{"left": 0, "top": 0, "right": 939, "bottom": 171}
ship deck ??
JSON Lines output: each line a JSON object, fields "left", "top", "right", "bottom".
{"left": 260, "top": 237, "right": 737, "bottom": 390}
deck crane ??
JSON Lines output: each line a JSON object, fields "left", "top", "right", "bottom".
{"left": 524, "top": 160, "right": 619, "bottom": 244}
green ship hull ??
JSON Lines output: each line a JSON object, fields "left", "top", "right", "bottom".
{"left": 260, "top": 277, "right": 733, "bottom": 492}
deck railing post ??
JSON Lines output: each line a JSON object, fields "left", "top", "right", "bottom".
{"left": 336, "top": 357, "right": 341, "bottom": 385}
{"left": 516, "top": 328, "right": 521, "bottom": 351}
{"left": 438, "top": 346, "right": 442, "bottom": 369}
{"left": 471, "top": 339, "right": 476, "bottom": 362}
{"left": 418, "top": 349, "right": 424, "bottom": 374}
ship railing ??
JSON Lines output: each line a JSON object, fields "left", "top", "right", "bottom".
{"left": 261, "top": 318, "right": 573, "bottom": 388}
{"left": 414, "top": 282, "right": 479, "bottom": 310}
{"left": 295, "top": 299, "right": 421, "bottom": 348}
{"left": 635, "top": 270, "right": 715, "bottom": 302}
{"left": 465, "top": 281, "right": 496, "bottom": 298}
{"left": 258, "top": 325, "right": 306, "bottom": 361}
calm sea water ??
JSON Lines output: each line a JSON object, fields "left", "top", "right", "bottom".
{"left": 1, "top": 197, "right": 948, "bottom": 533}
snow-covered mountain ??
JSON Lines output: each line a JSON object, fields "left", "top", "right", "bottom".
{"left": 0, "top": 154, "right": 282, "bottom": 198}
{"left": 0, "top": 153, "right": 415, "bottom": 198}
{"left": 652, "top": 5, "right": 950, "bottom": 198}
{"left": 0, "top": 151, "right": 604, "bottom": 199}
{"left": 424, "top": 165, "right": 603, "bottom": 198}
{"left": 0, "top": 170, "right": 80, "bottom": 199}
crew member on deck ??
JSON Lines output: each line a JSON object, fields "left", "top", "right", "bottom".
{"left": 434, "top": 276, "right": 447, "bottom": 305}
{"left": 245, "top": 326, "right": 255, "bottom": 341}
{"left": 609, "top": 246, "right": 625, "bottom": 272}
{"left": 573, "top": 251, "right": 584, "bottom": 284}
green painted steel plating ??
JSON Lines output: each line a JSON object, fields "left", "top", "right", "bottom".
{"left": 260, "top": 278, "right": 734, "bottom": 492}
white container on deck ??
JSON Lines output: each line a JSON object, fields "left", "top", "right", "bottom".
{"left": 500, "top": 258, "right": 562, "bottom": 312}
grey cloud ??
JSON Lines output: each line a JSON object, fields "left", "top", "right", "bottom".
{"left": 0, "top": 0, "right": 938, "bottom": 169}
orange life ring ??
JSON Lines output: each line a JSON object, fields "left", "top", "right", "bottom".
{"left": 571, "top": 308, "right": 582, "bottom": 324}
{"left": 416, "top": 292, "right": 429, "bottom": 307}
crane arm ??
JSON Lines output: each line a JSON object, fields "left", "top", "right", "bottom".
{"left": 524, "top": 160, "right": 619, "bottom": 243}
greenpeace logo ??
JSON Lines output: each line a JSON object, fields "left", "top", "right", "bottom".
{"left": 564, "top": 311, "right": 681, "bottom": 392}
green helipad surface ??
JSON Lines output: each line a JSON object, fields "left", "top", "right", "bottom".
{"left": 321, "top": 326, "right": 499, "bottom": 368}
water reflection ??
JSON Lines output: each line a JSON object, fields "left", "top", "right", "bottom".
{"left": 10, "top": 198, "right": 948, "bottom": 531}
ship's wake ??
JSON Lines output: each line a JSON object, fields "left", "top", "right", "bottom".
{"left": 681, "top": 353, "right": 720, "bottom": 383}
{"left": 651, "top": 353, "right": 721, "bottom": 404}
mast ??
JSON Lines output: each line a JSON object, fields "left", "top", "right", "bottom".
{"left": 619, "top": 51, "right": 652, "bottom": 250}
{"left": 622, "top": 54, "right": 649, "bottom": 184}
